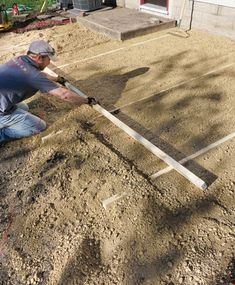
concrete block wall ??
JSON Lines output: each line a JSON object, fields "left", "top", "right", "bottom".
{"left": 116, "top": 0, "right": 235, "bottom": 40}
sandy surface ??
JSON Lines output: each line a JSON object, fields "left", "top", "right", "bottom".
{"left": 0, "top": 23, "right": 235, "bottom": 285}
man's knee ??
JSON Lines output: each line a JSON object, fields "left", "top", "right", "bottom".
{"left": 27, "top": 115, "right": 47, "bottom": 134}
{"left": 16, "top": 102, "right": 29, "bottom": 111}
{"left": 0, "top": 112, "right": 47, "bottom": 141}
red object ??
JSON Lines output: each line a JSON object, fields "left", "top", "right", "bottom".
{"left": 166, "top": 0, "right": 169, "bottom": 10}
{"left": 12, "top": 4, "right": 19, "bottom": 15}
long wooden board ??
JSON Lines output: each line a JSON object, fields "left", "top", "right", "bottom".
{"left": 66, "top": 82, "right": 207, "bottom": 190}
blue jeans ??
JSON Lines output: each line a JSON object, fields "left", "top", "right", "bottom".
{"left": 0, "top": 103, "right": 46, "bottom": 142}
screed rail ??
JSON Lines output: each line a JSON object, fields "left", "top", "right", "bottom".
{"left": 151, "top": 132, "right": 235, "bottom": 179}
{"left": 65, "top": 82, "right": 207, "bottom": 190}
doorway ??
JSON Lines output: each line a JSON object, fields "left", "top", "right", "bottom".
{"left": 145, "top": 0, "right": 167, "bottom": 7}
{"left": 140, "top": 0, "right": 169, "bottom": 14}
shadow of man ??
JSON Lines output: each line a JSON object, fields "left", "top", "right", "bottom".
{"left": 75, "top": 67, "right": 150, "bottom": 111}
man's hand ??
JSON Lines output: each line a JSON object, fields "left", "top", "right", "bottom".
{"left": 57, "top": 76, "right": 68, "bottom": 86}
{"left": 87, "top": 97, "right": 99, "bottom": 106}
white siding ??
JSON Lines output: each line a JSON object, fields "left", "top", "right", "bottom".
{"left": 195, "top": 0, "right": 235, "bottom": 8}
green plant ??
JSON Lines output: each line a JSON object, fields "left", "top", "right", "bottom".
{"left": 1, "top": 0, "right": 57, "bottom": 11}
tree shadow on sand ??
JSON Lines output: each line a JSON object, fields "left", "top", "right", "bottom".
{"left": 123, "top": 190, "right": 229, "bottom": 284}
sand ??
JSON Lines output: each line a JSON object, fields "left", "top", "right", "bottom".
{"left": 0, "top": 22, "right": 234, "bottom": 285}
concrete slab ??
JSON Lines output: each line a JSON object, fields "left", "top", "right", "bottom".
{"left": 66, "top": 7, "right": 176, "bottom": 40}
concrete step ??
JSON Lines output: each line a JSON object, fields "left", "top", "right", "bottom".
{"left": 66, "top": 7, "right": 176, "bottom": 40}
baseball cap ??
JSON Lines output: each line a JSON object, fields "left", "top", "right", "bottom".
{"left": 28, "top": 40, "right": 57, "bottom": 61}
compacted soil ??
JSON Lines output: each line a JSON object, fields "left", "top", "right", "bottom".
{"left": 0, "top": 22, "right": 234, "bottom": 285}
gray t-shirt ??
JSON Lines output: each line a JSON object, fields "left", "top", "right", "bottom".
{"left": 0, "top": 55, "right": 58, "bottom": 116}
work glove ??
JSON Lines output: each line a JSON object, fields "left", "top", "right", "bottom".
{"left": 87, "top": 97, "right": 99, "bottom": 106}
{"left": 57, "top": 76, "right": 68, "bottom": 86}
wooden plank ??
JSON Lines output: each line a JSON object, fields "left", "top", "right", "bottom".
{"left": 66, "top": 82, "right": 207, "bottom": 190}
{"left": 151, "top": 131, "right": 235, "bottom": 179}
